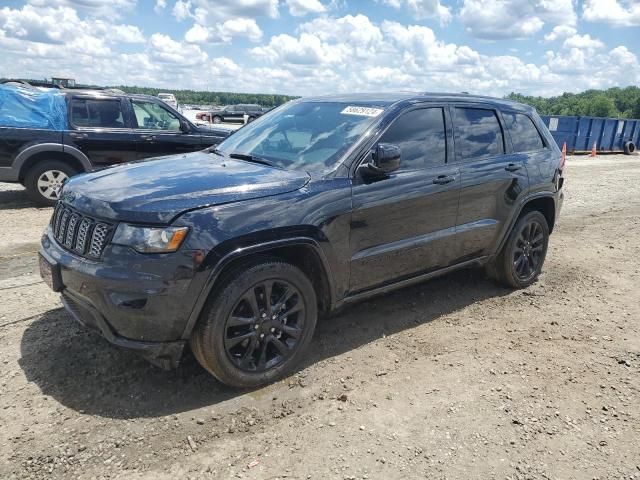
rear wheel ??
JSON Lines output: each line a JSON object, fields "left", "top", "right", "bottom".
{"left": 212, "top": 115, "right": 222, "bottom": 124}
{"left": 489, "top": 210, "right": 549, "bottom": 289}
{"left": 190, "top": 259, "right": 317, "bottom": 388}
{"left": 24, "top": 160, "right": 78, "bottom": 207}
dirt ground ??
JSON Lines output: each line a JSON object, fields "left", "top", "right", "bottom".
{"left": 1, "top": 154, "right": 639, "bottom": 480}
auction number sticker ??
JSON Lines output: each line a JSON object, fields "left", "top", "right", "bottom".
{"left": 341, "top": 106, "right": 384, "bottom": 117}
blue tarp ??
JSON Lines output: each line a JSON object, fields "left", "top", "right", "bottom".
{"left": 0, "top": 83, "right": 68, "bottom": 130}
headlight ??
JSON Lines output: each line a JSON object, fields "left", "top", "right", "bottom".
{"left": 112, "top": 224, "right": 189, "bottom": 253}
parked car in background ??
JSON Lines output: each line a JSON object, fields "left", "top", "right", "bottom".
{"left": 0, "top": 84, "right": 230, "bottom": 206}
{"left": 39, "top": 92, "right": 564, "bottom": 387}
{"left": 157, "top": 93, "right": 178, "bottom": 109}
{"left": 198, "top": 104, "right": 265, "bottom": 124}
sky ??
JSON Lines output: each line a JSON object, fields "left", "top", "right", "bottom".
{"left": 0, "top": 0, "right": 639, "bottom": 97}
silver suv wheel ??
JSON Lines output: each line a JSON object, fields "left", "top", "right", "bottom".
{"left": 37, "top": 170, "right": 69, "bottom": 200}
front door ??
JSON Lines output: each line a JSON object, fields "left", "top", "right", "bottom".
{"left": 65, "top": 97, "right": 138, "bottom": 167}
{"left": 452, "top": 106, "right": 529, "bottom": 260}
{"left": 130, "top": 99, "right": 202, "bottom": 159}
{"left": 349, "top": 106, "right": 460, "bottom": 293}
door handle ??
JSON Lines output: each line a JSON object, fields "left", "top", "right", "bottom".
{"left": 433, "top": 175, "right": 455, "bottom": 185}
{"left": 69, "top": 132, "right": 88, "bottom": 139}
{"left": 140, "top": 135, "right": 156, "bottom": 141}
{"left": 505, "top": 163, "right": 522, "bottom": 172}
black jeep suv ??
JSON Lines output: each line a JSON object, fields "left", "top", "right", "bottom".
{"left": 39, "top": 93, "right": 564, "bottom": 387}
{"left": 0, "top": 87, "right": 229, "bottom": 206}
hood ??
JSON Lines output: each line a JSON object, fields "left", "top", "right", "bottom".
{"left": 62, "top": 151, "right": 310, "bottom": 224}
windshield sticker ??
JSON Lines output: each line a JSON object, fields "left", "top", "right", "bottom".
{"left": 341, "top": 106, "right": 384, "bottom": 117}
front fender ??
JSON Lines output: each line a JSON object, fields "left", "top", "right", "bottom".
{"left": 180, "top": 236, "right": 334, "bottom": 339}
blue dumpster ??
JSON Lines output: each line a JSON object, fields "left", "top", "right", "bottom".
{"left": 540, "top": 115, "right": 639, "bottom": 154}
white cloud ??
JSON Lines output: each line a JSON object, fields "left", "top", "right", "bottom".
{"left": 286, "top": 0, "right": 326, "bottom": 16}
{"left": 149, "top": 33, "right": 208, "bottom": 66}
{"left": 563, "top": 33, "right": 605, "bottom": 50}
{"left": 251, "top": 32, "right": 344, "bottom": 65}
{"left": 379, "top": 0, "right": 452, "bottom": 23}
{"left": 154, "top": 0, "right": 167, "bottom": 14}
{"left": 544, "top": 25, "right": 577, "bottom": 42}
{"left": 185, "top": 23, "right": 209, "bottom": 43}
{"left": 0, "top": 4, "right": 143, "bottom": 48}
{"left": 186, "top": 0, "right": 279, "bottom": 23}
{"left": 185, "top": 17, "right": 263, "bottom": 43}
{"left": 460, "top": 0, "right": 576, "bottom": 39}
{"left": 26, "top": 0, "right": 136, "bottom": 18}
{"left": 582, "top": 0, "right": 640, "bottom": 27}
{"left": 172, "top": 0, "right": 193, "bottom": 21}
{"left": 217, "top": 18, "right": 263, "bottom": 42}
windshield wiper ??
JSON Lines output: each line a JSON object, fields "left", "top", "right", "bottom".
{"left": 209, "top": 147, "right": 224, "bottom": 156}
{"left": 228, "top": 152, "right": 274, "bottom": 167}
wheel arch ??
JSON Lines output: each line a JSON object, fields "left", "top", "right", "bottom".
{"left": 496, "top": 193, "right": 556, "bottom": 254}
{"left": 16, "top": 145, "right": 90, "bottom": 183}
{"left": 181, "top": 237, "right": 335, "bottom": 340}
{"left": 520, "top": 195, "right": 556, "bottom": 234}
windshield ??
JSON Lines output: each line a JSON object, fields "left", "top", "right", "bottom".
{"left": 215, "top": 101, "right": 384, "bottom": 172}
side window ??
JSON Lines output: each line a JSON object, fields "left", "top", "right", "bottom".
{"left": 70, "top": 99, "right": 125, "bottom": 128}
{"left": 132, "top": 101, "right": 181, "bottom": 131}
{"left": 378, "top": 108, "right": 446, "bottom": 171}
{"left": 503, "top": 112, "right": 545, "bottom": 152}
{"left": 453, "top": 108, "right": 504, "bottom": 160}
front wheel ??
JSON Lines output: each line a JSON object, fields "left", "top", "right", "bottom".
{"left": 190, "top": 259, "right": 317, "bottom": 388}
{"left": 489, "top": 210, "right": 549, "bottom": 289}
{"left": 24, "top": 160, "right": 78, "bottom": 207}
{"left": 212, "top": 115, "right": 222, "bottom": 124}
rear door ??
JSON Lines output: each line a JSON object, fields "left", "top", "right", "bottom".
{"left": 65, "top": 97, "right": 138, "bottom": 167}
{"left": 452, "top": 105, "right": 529, "bottom": 261}
{"left": 349, "top": 106, "right": 460, "bottom": 292}
{"left": 130, "top": 99, "right": 202, "bottom": 159}
{"left": 223, "top": 106, "right": 243, "bottom": 123}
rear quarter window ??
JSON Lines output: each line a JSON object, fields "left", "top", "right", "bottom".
{"left": 70, "top": 99, "right": 125, "bottom": 128}
{"left": 453, "top": 107, "right": 504, "bottom": 161}
{"left": 503, "top": 112, "right": 546, "bottom": 152}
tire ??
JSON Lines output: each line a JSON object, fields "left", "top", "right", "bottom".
{"left": 247, "top": 116, "right": 256, "bottom": 123}
{"left": 190, "top": 259, "right": 318, "bottom": 388}
{"left": 24, "top": 160, "right": 79, "bottom": 207}
{"left": 212, "top": 115, "right": 222, "bottom": 124}
{"left": 623, "top": 141, "right": 635, "bottom": 155}
{"left": 490, "top": 210, "right": 550, "bottom": 289}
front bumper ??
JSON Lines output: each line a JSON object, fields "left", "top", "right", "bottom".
{"left": 39, "top": 226, "right": 206, "bottom": 369}
{"left": 60, "top": 289, "right": 185, "bottom": 369}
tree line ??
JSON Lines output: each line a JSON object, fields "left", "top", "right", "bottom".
{"left": 507, "top": 86, "right": 640, "bottom": 119}
{"left": 111, "top": 86, "right": 297, "bottom": 108}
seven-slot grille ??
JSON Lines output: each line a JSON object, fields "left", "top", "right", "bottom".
{"left": 50, "top": 203, "right": 113, "bottom": 259}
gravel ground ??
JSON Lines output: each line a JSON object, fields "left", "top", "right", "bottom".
{"left": 1, "top": 154, "right": 639, "bottom": 480}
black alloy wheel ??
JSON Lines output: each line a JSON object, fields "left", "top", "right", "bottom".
{"left": 488, "top": 210, "right": 549, "bottom": 289}
{"left": 190, "top": 259, "right": 317, "bottom": 388}
{"left": 224, "top": 279, "right": 305, "bottom": 372}
{"left": 512, "top": 219, "right": 545, "bottom": 282}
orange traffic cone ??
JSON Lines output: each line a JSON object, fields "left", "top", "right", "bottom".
{"left": 590, "top": 141, "right": 597, "bottom": 157}
{"left": 560, "top": 142, "right": 566, "bottom": 168}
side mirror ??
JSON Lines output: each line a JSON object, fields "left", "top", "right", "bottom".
{"left": 180, "top": 120, "right": 190, "bottom": 133}
{"left": 359, "top": 143, "right": 401, "bottom": 177}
